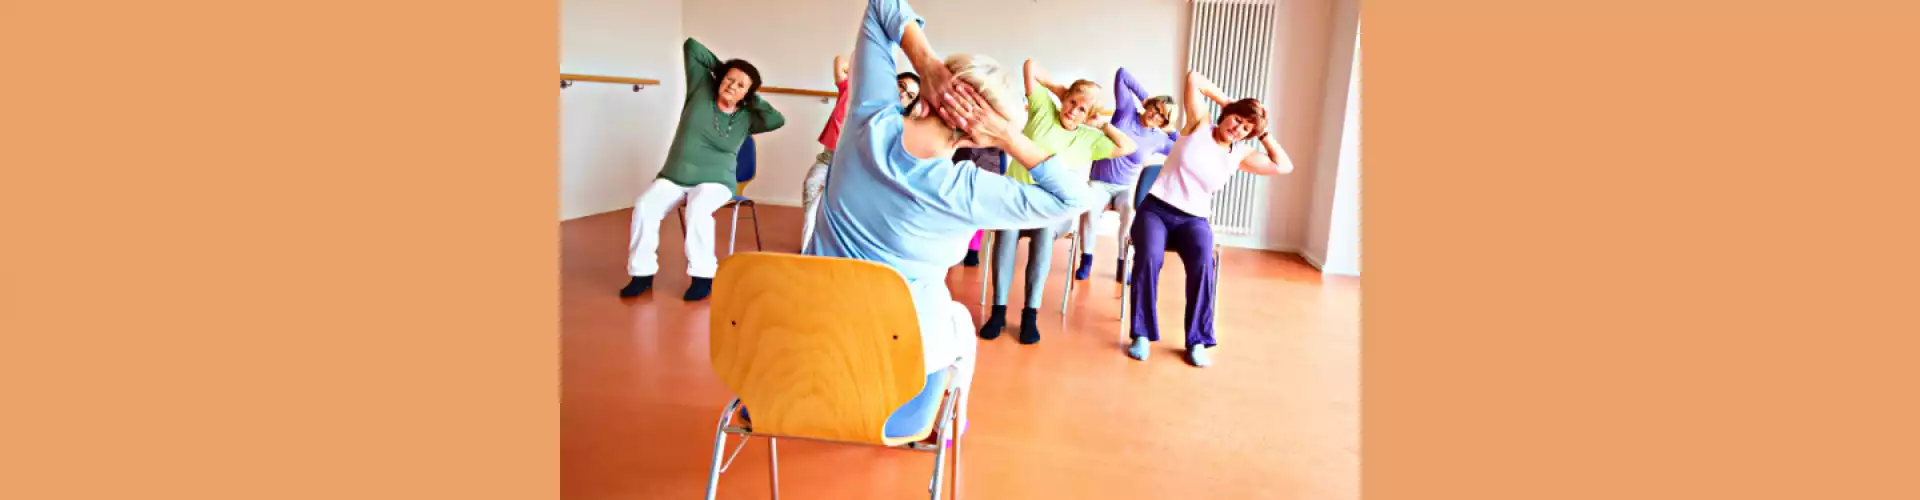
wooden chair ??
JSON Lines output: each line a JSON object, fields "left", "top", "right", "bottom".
{"left": 1118, "top": 165, "right": 1222, "bottom": 343}
{"left": 677, "top": 135, "right": 764, "bottom": 255}
{"left": 706, "top": 252, "right": 966, "bottom": 500}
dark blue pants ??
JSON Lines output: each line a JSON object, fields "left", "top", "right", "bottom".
{"left": 1128, "top": 195, "right": 1217, "bottom": 348}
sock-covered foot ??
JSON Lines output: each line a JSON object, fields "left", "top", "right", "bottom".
{"left": 1017, "top": 307, "right": 1041, "bottom": 344}
{"left": 683, "top": 277, "right": 713, "bottom": 301}
{"left": 1115, "top": 258, "right": 1127, "bottom": 284}
{"left": 1126, "top": 336, "right": 1151, "bottom": 360}
{"left": 619, "top": 275, "right": 654, "bottom": 298}
{"left": 1186, "top": 344, "right": 1213, "bottom": 367}
{"left": 977, "top": 305, "right": 1007, "bottom": 340}
{"left": 1075, "top": 253, "right": 1093, "bottom": 280}
{"left": 963, "top": 249, "right": 980, "bottom": 267}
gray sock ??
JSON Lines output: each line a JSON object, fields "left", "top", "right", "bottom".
{"left": 1187, "top": 344, "right": 1213, "bottom": 367}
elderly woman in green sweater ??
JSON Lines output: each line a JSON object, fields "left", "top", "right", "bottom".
{"left": 620, "top": 38, "right": 786, "bottom": 301}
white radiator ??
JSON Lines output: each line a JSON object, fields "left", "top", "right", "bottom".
{"left": 1186, "top": 0, "right": 1279, "bottom": 236}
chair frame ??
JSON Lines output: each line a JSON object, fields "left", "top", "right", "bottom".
{"left": 703, "top": 388, "right": 966, "bottom": 500}
{"left": 704, "top": 252, "right": 969, "bottom": 500}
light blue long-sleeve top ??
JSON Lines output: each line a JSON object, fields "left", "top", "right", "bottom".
{"left": 805, "top": 0, "right": 1100, "bottom": 372}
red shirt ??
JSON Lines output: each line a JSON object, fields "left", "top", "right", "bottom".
{"left": 816, "top": 78, "right": 852, "bottom": 150}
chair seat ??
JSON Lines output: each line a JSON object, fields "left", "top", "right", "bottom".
{"left": 882, "top": 369, "right": 952, "bottom": 442}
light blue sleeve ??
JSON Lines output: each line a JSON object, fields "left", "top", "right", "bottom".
{"left": 847, "top": 0, "right": 924, "bottom": 125}
{"left": 925, "top": 156, "right": 1101, "bottom": 231}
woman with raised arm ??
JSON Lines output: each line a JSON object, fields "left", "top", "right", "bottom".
{"left": 804, "top": 0, "right": 1101, "bottom": 434}
{"left": 1077, "top": 66, "right": 1181, "bottom": 282}
{"left": 979, "top": 59, "right": 1138, "bottom": 345}
{"left": 1126, "top": 71, "right": 1294, "bottom": 368}
{"left": 619, "top": 38, "right": 786, "bottom": 301}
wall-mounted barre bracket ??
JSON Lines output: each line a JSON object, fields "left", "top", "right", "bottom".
{"left": 561, "top": 80, "right": 573, "bottom": 89}
{"left": 633, "top": 84, "right": 646, "bottom": 92}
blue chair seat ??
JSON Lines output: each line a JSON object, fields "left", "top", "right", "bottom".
{"left": 741, "top": 368, "right": 950, "bottom": 440}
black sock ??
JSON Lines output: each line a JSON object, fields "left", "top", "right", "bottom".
{"left": 1075, "top": 253, "right": 1094, "bottom": 280}
{"left": 683, "top": 277, "right": 713, "bottom": 301}
{"left": 1115, "top": 258, "right": 1127, "bottom": 283}
{"left": 962, "top": 249, "right": 980, "bottom": 267}
{"left": 619, "top": 275, "right": 654, "bottom": 298}
{"left": 1018, "top": 307, "right": 1041, "bottom": 344}
{"left": 978, "top": 305, "right": 1007, "bottom": 340}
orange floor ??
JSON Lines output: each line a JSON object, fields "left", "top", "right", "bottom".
{"left": 562, "top": 205, "right": 1358, "bottom": 500}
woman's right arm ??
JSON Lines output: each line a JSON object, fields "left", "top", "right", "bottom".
{"left": 833, "top": 55, "right": 850, "bottom": 85}
{"left": 683, "top": 38, "right": 720, "bottom": 95}
{"left": 1182, "top": 71, "right": 1234, "bottom": 133}
{"left": 1112, "top": 67, "right": 1146, "bottom": 121}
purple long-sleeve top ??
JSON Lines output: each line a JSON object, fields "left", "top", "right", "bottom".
{"left": 1089, "top": 67, "right": 1180, "bottom": 187}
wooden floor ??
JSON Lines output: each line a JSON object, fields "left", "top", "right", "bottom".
{"left": 562, "top": 204, "right": 1358, "bottom": 500}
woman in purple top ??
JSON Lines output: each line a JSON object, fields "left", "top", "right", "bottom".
{"left": 1077, "top": 67, "right": 1181, "bottom": 282}
{"left": 1126, "top": 71, "right": 1293, "bottom": 368}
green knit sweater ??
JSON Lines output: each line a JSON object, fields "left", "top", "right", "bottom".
{"left": 656, "top": 38, "right": 786, "bottom": 195}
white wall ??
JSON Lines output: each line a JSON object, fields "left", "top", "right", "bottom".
{"left": 567, "top": 0, "right": 1354, "bottom": 258}
{"left": 1303, "top": 0, "right": 1360, "bottom": 265}
{"left": 560, "top": 0, "right": 685, "bottom": 220}
{"left": 1322, "top": 29, "right": 1360, "bottom": 276}
{"left": 682, "top": 0, "right": 1192, "bottom": 209}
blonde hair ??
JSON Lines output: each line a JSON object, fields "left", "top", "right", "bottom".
{"left": 1066, "top": 79, "right": 1102, "bottom": 101}
{"left": 944, "top": 53, "right": 1025, "bottom": 123}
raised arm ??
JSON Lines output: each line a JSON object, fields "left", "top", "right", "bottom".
{"left": 846, "top": 0, "right": 927, "bottom": 122}
{"left": 1111, "top": 67, "right": 1148, "bottom": 121}
{"left": 746, "top": 96, "right": 786, "bottom": 134}
{"left": 933, "top": 82, "right": 1098, "bottom": 228}
{"left": 1024, "top": 59, "right": 1070, "bottom": 101}
{"left": 1099, "top": 122, "right": 1137, "bottom": 159}
{"left": 833, "top": 55, "right": 850, "bottom": 84}
{"left": 1182, "top": 71, "right": 1234, "bottom": 133}
{"left": 1239, "top": 133, "right": 1294, "bottom": 175}
{"left": 683, "top": 38, "right": 721, "bottom": 94}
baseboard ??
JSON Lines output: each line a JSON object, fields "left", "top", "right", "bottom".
{"left": 1299, "top": 250, "right": 1327, "bottom": 271}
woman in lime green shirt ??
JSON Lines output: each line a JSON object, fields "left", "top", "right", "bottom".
{"left": 978, "top": 59, "right": 1136, "bottom": 345}
{"left": 619, "top": 38, "right": 785, "bottom": 302}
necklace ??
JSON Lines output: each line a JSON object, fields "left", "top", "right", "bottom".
{"left": 711, "top": 102, "right": 740, "bottom": 136}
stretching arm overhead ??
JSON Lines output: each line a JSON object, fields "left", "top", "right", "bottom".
{"left": 1024, "top": 59, "right": 1070, "bottom": 102}
{"left": 683, "top": 38, "right": 722, "bottom": 96}
{"left": 847, "top": 0, "right": 927, "bottom": 123}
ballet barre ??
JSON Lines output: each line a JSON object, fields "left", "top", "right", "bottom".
{"left": 560, "top": 73, "right": 661, "bottom": 92}
{"left": 759, "top": 86, "right": 839, "bottom": 104}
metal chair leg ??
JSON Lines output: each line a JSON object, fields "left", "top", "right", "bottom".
{"left": 768, "top": 437, "right": 781, "bottom": 500}
{"left": 927, "top": 386, "right": 961, "bottom": 499}
{"left": 705, "top": 398, "right": 742, "bottom": 500}
{"left": 747, "top": 202, "right": 763, "bottom": 251}
{"left": 728, "top": 204, "right": 741, "bottom": 255}
{"left": 1058, "top": 233, "right": 1071, "bottom": 315}
{"left": 978, "top": 231, "right": 993, "bottom": 307}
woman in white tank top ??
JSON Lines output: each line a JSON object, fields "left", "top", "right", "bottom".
{"left": 1125, "top": 71, "right": 1295, "bottom": 367}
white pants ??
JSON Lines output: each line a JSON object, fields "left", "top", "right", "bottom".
{"left": 628, "top": 178, "right": 732, "bottom": 278}
{"left": 798, "top": 149, "right": 833, "bottom": 253}
{"left": 920, "top": 300, "right": 977, "bottom": 427}
{"left": 1078, "top": 180, "right": 1136, "bottom": 262}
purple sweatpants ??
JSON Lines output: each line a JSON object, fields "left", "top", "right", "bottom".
{"left": 1128, "top": 194, "right": 1218, "bottom": 348}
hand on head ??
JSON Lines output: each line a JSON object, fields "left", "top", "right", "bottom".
{"left": 936, "top": 81, "right": 1013, "bottom": 149}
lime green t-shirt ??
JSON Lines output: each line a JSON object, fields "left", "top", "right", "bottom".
{"left": 1003, "top": 89, "right": 1117, "bottom": 184}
